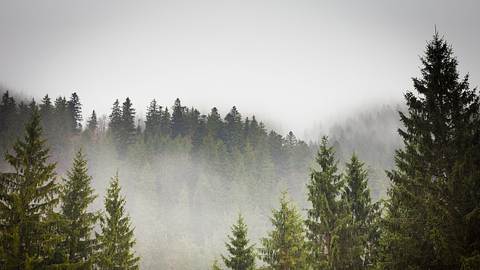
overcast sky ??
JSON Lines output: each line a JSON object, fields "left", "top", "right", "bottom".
{"left": 0, "top": 0, "right": 479, "bottom": 137}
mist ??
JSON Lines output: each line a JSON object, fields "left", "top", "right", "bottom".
{"left": 1, "top": 1, "right": 479, "bottom": 269}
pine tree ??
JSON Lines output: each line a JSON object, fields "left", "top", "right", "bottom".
{"left": 60, "top": 150, "right": 98, "bottom": 266}
{"left": 67, "top": 92, "right": 83, "bottom": 133}
{"left": 259, "top": 192, "right": 309, "bottom": 270}
{"left": 343, "top": 153, "right": 379, "bottom": 269}
{"left": 86, "top": 110, "right": 98, "bottom": 135}
{"left": 379, "top": 32, "right": 480, "bottom": 269}
{"left": 305, "top": 136, "right": 348, "bottom": 269}
{"left": 121, "top": 97, "right": 136, "bottom": 147}
{"left": 144, "top": 99, "right": 161, "bottom": 141}
{"left": 224, "top": 106, "right": 243, "bottom": 151}
{"left": 96, "top": 173, "right": 139, "bottom": 270}
{"left": 108, "top": 99, "right": 123, "bottom": 149}
{"left": 207, "top": 107, "right": 223, "bottom": 139}
{"left": 171, "top": 98, "right": 186, "bottom": 138}
{"left": 160, "top": 107, "right": 171, "bottom": 137}
{"left": 222, "top": 214, "right": 255, "bottom": 270}
{"left": 0, "top": 109, "right": 61, "bottom": 269}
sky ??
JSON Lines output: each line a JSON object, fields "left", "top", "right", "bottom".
{"left": 0, "top": 0, "right": 479, "bottom": 137}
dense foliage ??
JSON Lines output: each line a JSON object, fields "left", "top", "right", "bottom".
{"left": 0, "top": 31, "right": 479, "bottom": 269}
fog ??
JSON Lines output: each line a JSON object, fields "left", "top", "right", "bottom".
{"left": 1, "top": 1, "right": 479, "bottom": 269}
{"left": 1, "top": 0, "right": 479, "bottom": 136}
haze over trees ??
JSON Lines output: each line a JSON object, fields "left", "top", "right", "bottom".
{"left": 0, "top": 31, "right": 479, "bottom": 269}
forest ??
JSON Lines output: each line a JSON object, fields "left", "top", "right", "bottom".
{"left": 0, "top": 32, "right": 479, "bottom": 270}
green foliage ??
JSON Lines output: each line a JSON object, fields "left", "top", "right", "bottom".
{"left": 96, "top": 173, "right": 139, "bottom": 270}
{"left": 343, "top": 154, "right": 380, "bottom": 269}
{"left": 0, "top": 110, "right": 61, "bottom": 269}
{"left": 305, "top": 136, "right": 344, "bottom": 269}
{"left": 222, "top": 215, "right": 255, "bottom": 270}
{"left": 379, "top": 31, "right": 480, "bottom": 269}
{"left": 59, "top": 150, "right": 98, "bottom": 266}
{"left": 259, "top": 192, "right": 309, "bottom": 270}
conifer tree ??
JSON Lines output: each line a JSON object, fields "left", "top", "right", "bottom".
{"left": 108, "top": 99, "right": 123, "bottom": 149}
{"left": 171, "top": 98, "right": 186, "bottom": 138}
{"left": 96, "top": 173, "right": 139, "bottom": 270}
{"left": 160, "top": 107, "right": 171, "bottom": 137}
{"left": 343, "top": 153, "right": 379, "bottom": 269}
{"left": 0, "top": 109, "right": 61, "bottom": 269}
{"left": 144, "top": 99, "right": 161, "bottom": 141}
{"left": 86, "top": 110, "right": 98, "bottom": 134}
{"left": 67, "top": 92, "right": 83, "bottom": 133}
{"left": 224, "top": 106, "right": 243, "bottom": 151}
{"left": 305, "top": 136, "right": 348, "bottom": 269}
{"left": 121, "top": 97, "right": 136, "bottom": 147}
{"left": 259, "top": 192, "right": 309, "bottom": 270}
{"left": 379, "top": 32, "right": 480, "bottom": 269}
{"left": 207, "top": 107, "right": 223, "bottom": 139}
{"left": 222, "top": 215, "right": 255, "bottom": 270}
{"left": 60, "top": 150, "right": 98, "bottom": 266}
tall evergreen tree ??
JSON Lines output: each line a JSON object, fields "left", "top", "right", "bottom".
{"left": 86, "top": 110, "right": 98, "bottom": 135}
{"left": 223, "top": 106, "right": 243, "bottom": 151}
{"left": 379, "top": 32, "right": 480, "bottom": 269}
{"left": 144, "top": 99, "right": 161, "bottom": 141}
{"left": 67, "top": 92, "right": 83, "bottom": 133}
{"left": 259, "top": 192, "right": 309, "bottom": 270}
{"left": 305, "top": 136, "right": 348, "bottom": 269}
{"left": 171, "top": 98, "right": 186, "bottom": 138}
{"left": 121, "top": 97, "right": 136, "bottom": 147}
{"left": 207, "top": 107, "right": 223, "bottom": 139}
{"left": 222, "top": 214, "right": 255, "bottom": 270}
{"left": 108, "top": 99, "right": 123, "bottom": 148}
{"left": 60, "top": 150, "right": 98, "bottom": 266}
{"left": 343, "top": 153, "right": 379, "bottom": 269}
{"left": 0, "top": 109, "right": 61, "bottom": 269}
{"left": 96, "top": 173, "right": 139, "bottom": 270}
{"left": 160, "top": 107, "right": 171, "bottom": 137}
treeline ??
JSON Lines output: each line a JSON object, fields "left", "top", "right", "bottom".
{"left": 212, "top": 32, "right": 480, "bottom": 269}
{"left": 1, "top": 31, "right": 479, "bottom": 270}
{"left": 0, "top": 110, "right": 139, "bottom": 269}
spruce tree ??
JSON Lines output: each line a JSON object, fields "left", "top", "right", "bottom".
{"left": 96, "top": 173, "right": 139, "bottom": 270}
{"left": 379, "top": 32, "right": 480, "bottom": 269}
{"left": 108, "top": 99, "right": 123, "bottom": 144}
{"left": 144, "top": 99, "right": 161, "bottom": 141}
{"left": 160, "top": 107, "right": 171, "bottom": 137}
{"left": 171, "top": 98, "right": 186, "bottom": 137}
{"left": 343, "top": 153, "right": 379, "bottom": 269}
{"left": 222, "top": 214, "right": 255, "bottom": 270}
{"left": 60, "top": 150, "right": 98, "bottom": 266}
{"left": 121, "top": 97, "right": 136, "bottom": 147}
{"left": 305, "top": 136, "right": 348, "bottom": 269}
{"left": 86, "top": 110, "right": 98, "bottom": 135}
{"left": 0, "top": 109, "right": 61, "bottom": 269}
{"left": 259, "top": 192, "right": 309, "bottom": 270}
{"left": 67, "top": 92, "right": 83, "bottom": 133}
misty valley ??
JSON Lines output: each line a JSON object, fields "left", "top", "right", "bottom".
{"left": 1, "top": 32, "right": 479, "bottom": 270}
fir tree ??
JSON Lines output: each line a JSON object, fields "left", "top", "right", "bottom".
{"left": 305, "top": 136, "right": 348, "bottom": 269}
{"left": 0, "top": 109, "right": 61, "bottom": 269}
{"left": 259, "top": 192, "right": 309, "bottom": 270}
{"left": 86, "top": 110, "right": 98, "bottom": 135}
{"left": 96, "top": 173, "right": 139, "bottom": 270}
{"left": 379, "top": 31, "right": 480, "bottom": 269}
{"left": 60, "top": 150, "right": 98, "bottom": 266}
{"left": 160, "top": 107, "right": 171, "bottom": 137}
{"left": 171, "top": 98, "right": 186, "bottom": 138}
{"left": 121, "top": 97, "right": 136, "bottom": 147}
{"left": 343, "top": 153, "right": 379, "bottom": 269}
{"left": 67, "top": 92, "right": 83, "bottom": 133}
{"left": 222, "top": 214, "right": 255, "bottom": 270}
{"left": 207, "top": 107, "right": 223, "bottom": 139}
{"left": 144, "top": 99, "right": 161, "bottom": 141}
